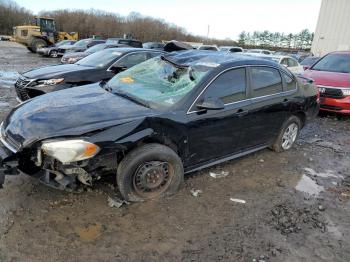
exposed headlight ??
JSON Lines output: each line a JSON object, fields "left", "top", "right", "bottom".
{"left": 342, "top": 88, "right": 350, "bottom": 96}
{"left": 41, "top": 139, "right": 100, "bottom": 163}
{"left": 67, "top": 57, "right": 79, "bottom": 64}
{"left": 37, "top": 78, "right": 64, "bottom": 87}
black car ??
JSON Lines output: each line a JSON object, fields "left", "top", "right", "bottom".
{"left": 0, "top": 51, "right": 319, "bottom": 201}
{"left": 14, "top": 48, "right": 163, "bottom": 101}
{"left": 106, "top": 38, "right": 142, "bottom": 48}
{"left": 61, "top": 43, "right": 129, "bottom": 64}
{"left": 37, "top": 40, "right": 76, "bottom": 58}
{"left": 57, "top": 38, "right": 106, "bottom": 55}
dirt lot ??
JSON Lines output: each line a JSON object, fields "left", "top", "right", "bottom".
{"left": 0, "top": 41, "right": 349, "bottom": 262}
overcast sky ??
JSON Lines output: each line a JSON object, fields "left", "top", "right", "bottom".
{"left": 15, "top": 0, "right": 322, "bottom": 40}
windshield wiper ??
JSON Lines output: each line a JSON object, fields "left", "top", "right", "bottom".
{"left": 161, "top": 55, "right": 189, "bottom": 69}
{"left": 113, "top": 90, "right": 150, "bottom": 108}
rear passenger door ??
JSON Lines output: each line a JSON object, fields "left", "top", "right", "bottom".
{"left": 240, "top": 66, "right": 291, "bottom": 148}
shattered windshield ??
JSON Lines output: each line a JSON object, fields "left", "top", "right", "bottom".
{"left": 107, "top": 56, "right": 214, "bottom": 109}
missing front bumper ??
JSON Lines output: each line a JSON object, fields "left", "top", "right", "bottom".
{"left": 0, "top": 145, "right": 18, "bottom": 188}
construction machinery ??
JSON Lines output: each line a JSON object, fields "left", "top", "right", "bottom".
{"left": 13, "top": 17, "right": 78, "bottom": 53}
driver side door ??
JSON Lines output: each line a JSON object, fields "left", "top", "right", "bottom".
{"left": 186, "top": 67, "right": 251, "bottom": 166}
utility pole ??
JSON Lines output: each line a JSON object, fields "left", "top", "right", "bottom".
{"left": 207, "top": 25, "right": 210, "bottom": 41}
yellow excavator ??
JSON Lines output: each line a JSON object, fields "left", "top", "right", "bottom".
{"left": 13, "top": 17, "right": 78, "bottom": 53}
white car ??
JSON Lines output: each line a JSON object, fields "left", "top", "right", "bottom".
{"left": 246, "top": 49, "right": 272, "bottom": 55}
{"left": 245, "top": 53, "right": 304, "bottom": 74}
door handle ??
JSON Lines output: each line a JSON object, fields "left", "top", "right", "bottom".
{"left": 235, "top": 108, "right": 248, "bottom": 117}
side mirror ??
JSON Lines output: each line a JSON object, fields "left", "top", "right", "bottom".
{"left": 303, "top": 66, "right": 310, "bottom": 70}
{"left": 196, "top": 97, "right": 225, "bottom": 111}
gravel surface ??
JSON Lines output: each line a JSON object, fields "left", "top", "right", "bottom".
{"left": 0, "top": 41, "right": 349, "bottom": 262}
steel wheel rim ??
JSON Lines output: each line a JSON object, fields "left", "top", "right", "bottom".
{"left": 51, "top": 51, "right": 58, "bottom": 57}
{"left": 133, "top": 161, "right": 174, "bottom": 199}
{"left": 282, "top": 123, "right": 298, "bottom": 150}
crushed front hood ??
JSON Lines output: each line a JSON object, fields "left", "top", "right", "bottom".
{"left": 3, "top": 84, "right": 155, "bottom": 148}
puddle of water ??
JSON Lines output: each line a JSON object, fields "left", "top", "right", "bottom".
{"left": 0, "top": 102, "right": 10, "bottom": 107}
{"left": 0, "top": 71, "right": 19, "bottom": 88}
{"left": 75, "top": 223, "right": 103, "bottom": 242}
{"left": 296, "top": 175, "right": 324, "bottom": 196}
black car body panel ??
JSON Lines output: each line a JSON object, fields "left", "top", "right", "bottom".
{"left": 4, "top": 85, "right": 156, "bottom": 148}
{"left": 0, "top": 51, "right": 319, "bottom": 190}
{"left": 14, "top": 48, "right": 165, "bottom": 101}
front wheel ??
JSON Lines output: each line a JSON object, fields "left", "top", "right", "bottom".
{"left": 50, "top": 50, "right": 58, "bottom": 58}
{"left": 271, "top": 116, "right": 301, "bottom": 152}
{"left": 30, "top": 39, "right": 47, "bottom": 53}
{"left": 117, "top": 143, "right": 184, "bottom": 202}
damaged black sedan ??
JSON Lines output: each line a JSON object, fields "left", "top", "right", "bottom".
{"left": 0, "top": 51, "right": 319, "bottom": 201}
{"left": 14, "top": 48, "right": 163, "bottom": 101}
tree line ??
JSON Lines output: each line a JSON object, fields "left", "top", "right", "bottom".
{"left": 238, "top": 30, "right": 314, "bottom": 50}
{"left": 1, "top": 0, "right": 313, "bottom": 50}
{"left": 0, "top": 0, "right": 237, "bottom": 46}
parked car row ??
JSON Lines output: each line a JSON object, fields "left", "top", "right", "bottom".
{"left": 0, "top": 45, "right": 321, "bottom": 201}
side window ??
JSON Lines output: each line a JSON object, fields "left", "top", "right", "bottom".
{"left": 201, "top": 68, "right": 246, "bottom": 104}
{"left": 116, "top": 52, "right": 148, "bottom": 68}
{"left": 282, "top": 72, "right": 296, "bottom": 91}
{"left": 281, "top": 58, "right": 288, "bottom": 66}
{"left": 251, "top": 67, "right": 282, "bottom": 97}
{"left": 288, "top": 58, "right": 298, "bottom": 67}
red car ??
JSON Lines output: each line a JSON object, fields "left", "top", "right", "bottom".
{"left": 303, "top": 51, "right": 350, "bottom": 115}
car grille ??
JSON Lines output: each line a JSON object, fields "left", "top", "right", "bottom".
{"left": 14, "top": 77, "right": 36, "bottom": 101}
{"left": 318, "top": 86, "right": 344, "bottom": 99}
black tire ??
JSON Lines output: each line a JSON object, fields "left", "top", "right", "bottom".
{"left": 271, "top": 115, "right": 302, "bottom": 152}
{"left": 49, "top": 50, "right": 58, "bottom": 58}
{"left": 26, "top": 46, "right": 35, "bottom": 53}
{"left": 117, "top": 143, "right": 184, "bottom": 202}
{"left": 30, "top": 39, "right": 47, "bottom": 53}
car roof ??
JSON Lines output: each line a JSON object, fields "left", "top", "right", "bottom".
{"left": 163, "top": 50, "right": 283, "bottom": 69}
{"left": 104, "top": 47, "right": 163, "bottom": 54}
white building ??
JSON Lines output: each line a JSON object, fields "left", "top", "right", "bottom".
{"left": 311, "top": 0, "right": 350, "bottom": 56}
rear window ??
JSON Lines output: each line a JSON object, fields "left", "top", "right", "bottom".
{"left": 251, "top": 67, "right": 282, "bottom": 97}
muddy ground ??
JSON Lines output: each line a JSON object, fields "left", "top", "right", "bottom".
{"left": 0, "top": 41, "right": 349, "bottom": 262}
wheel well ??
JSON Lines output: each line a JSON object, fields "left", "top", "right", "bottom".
{"left": 293, "top": 111, "right": 306, "bottom": 127}
{"left": 116, "top": 137, "right": 180, "bottom": 164}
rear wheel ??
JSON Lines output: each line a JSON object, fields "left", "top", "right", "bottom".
{"left": 30, "top": 39, "right": 47, "bottom": 53}
{"left": 271, "top": 116, "right": 301, "bottom": 152}
{"left": 117, "top": 143, "right": 184, "bottom": 202}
